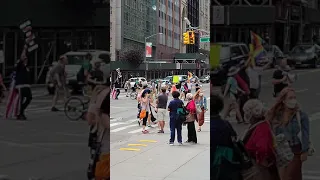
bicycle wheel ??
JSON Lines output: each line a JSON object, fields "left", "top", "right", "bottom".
{"left": 130, "top": 93, "right": 137, "bottom": 100}
{"left": 64, "top": 96, "right": 85, "bottom": 121}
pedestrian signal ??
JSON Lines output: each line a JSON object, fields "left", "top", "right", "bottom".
{"left": 189, "top": 31, "right": 195, "bottom": 44}
{"left": 183, "top": 32, "right": 189, "bottom": 44}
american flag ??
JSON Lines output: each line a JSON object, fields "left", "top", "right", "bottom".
{"left": 5, "top": 72, "right": 20, "bottom": 119}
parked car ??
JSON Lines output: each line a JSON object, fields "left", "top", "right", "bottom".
{"left": 210, "top": 42, "right": 249, "bottom": 85}
{"left": 199, "top": 75, "right": 210, "bottom": 83}
{"left": 46, "top": 50, "right": 110, "bottom": 94}
{"left": 287, "top": 44, "right": 320, "bottom": 68}
{"left": 129, "top": 77, "right": 146, "bottom": 87}
{"left": 258, "top": 45, "right": 284, "bottom": 67}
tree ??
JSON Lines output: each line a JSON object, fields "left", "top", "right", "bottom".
{"left": 119, "top": 47, "right": 144, "bottom": 67}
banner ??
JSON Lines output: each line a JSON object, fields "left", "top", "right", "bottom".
{"left": 210, "top": 44, "right": 221, "bottom": 69}
{"left": 145, "top": 42, "right": 152, "bottom": 57}
{"left": 172, "top": 75, "right": 179, "bottom": 83}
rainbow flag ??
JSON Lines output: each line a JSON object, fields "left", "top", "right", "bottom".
{"left": 187, "top": 72, "right": 193, "bottom": 80}
{"left": 250, "top": 31, "right": 265, "bottom": 66}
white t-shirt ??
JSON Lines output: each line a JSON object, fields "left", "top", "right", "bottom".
{"left": 246, "top": 67, "right": 263, "bottom": 89}
{"left": 187, "top": 83, "right": 192, "bottom": 90}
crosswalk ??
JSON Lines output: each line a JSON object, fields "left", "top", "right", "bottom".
{"left": 110, "top": 115, "right": 210, "bottom": 134}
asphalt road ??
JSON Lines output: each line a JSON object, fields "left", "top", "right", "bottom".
{"left": 214, "top": 68, "right": 320, "bottom": 180}
{"left": 110, "top": 83, "right": 211, "bottom": 143}
{"left": 0, "top": 88, "right": 89, "bottom": 179}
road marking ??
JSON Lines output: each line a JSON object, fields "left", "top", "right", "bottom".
{"left": 119, "top": 148, "right": 140, "bottom": 151}
{"left": 110, "top": 122, "right": 125, "bottom": 127}
{"left": 127, "top": 127, "right": 151, "bottom": 134}
{"left": 139, "top": 140, "right": 157, "bottom": 143}
{"left": 302, "top": 176, "right": 320, "bottom": 180}
{"left": 110, "top": 124, "right": 137, "bottom": 132}
{"left": 111, "top": 106, "right": 136, "bottom": 109}
{"left": 128, "top": 144, "right": 147, "bottom": 147}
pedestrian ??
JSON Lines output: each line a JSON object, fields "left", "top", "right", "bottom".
{"left": 155, "top": 86, "right": 168, "bottom": 133}
{"left": 272, "top": 58, "right": 293, "bottom": 97}
{"left": 186, "top": 80, "right": 192, "bottom": 93}
{"left": 138, "top": 82, "right": 151, "bottom": 133}
{"left": 241, "top": 99, "right": 280, "bottom": 180}
{"left": 222, "top": 66, "right": 245, "bottom": 124}
{"left": 168, "top": 91, "right": 184, "bottom": 145}
{"left": 170, "top": 83, "right": 177, "bottom": 93}
{"left": 15, "top": 45, "right": 32, "bottom": 120}
{"left": 211, "top": 93, "right": 242, "bottom": 180}
{"left": 50, "top": 55, "right": 69, "bottom": 111}
{"left": 86, "top": 84, "right": 110, "bottom": 180}
{"left": 179, "top": 82, "right": 185, "bottom": 100}
{"left": 184, "top": 93, "right": 197, "bottom": 144}
{"left": 234, "top": 62, "right": 250, "bottom": 120}
{"left": 194, "top": 90, "right": 208, "bottom": 132}
{"left": 245, "top": 56, "right": 272, "bottom": 99}
{"left": 124, "top": 80, "right": 130, "bottom": 97}
{"left": 266, "top": 88, "right": 312, "bottom": 180}
{"left": 195, "top": 83, "right": 200, "bottom": 92}
{"left": 183, "top": 82, "right": 189, "bottom": 100}
{"left": 87, "top": 61, "right": 105, "bottom": 90}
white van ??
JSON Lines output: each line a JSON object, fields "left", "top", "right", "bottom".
{"left": 129, "top": 77, "right": 146, "bottom": 87}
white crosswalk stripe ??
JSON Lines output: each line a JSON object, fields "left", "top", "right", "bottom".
{"left": 110, "top": 115, "right": 210, "bottom": 134}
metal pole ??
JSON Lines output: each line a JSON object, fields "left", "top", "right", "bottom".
{"left": 144, "top": 37, "right": 147, "bottom": 80}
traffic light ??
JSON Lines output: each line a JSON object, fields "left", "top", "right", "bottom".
{"left": 189, "top": 31, "right": 195, "bottom": 44}
{"left": 183, "top": 32, "right": 190, "bottom": 44}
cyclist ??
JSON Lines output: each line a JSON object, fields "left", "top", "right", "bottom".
{"left": 87, "top": 61, "right": 105, "bottom": 90}
{"left": 77, "top": 53, "right": 93, "bottom": 84}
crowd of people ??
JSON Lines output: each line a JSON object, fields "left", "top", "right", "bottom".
{"left": 128, "top": 78, "right": 208, "bottom": 145}
{"left": 211, "top": 56, "right": 315, "bottom": 180}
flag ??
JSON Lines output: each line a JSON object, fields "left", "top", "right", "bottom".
{"left": 5, "top": 80, "right": 20, "bottom": 119}
{"left": 250, "top": 31, "right": 265, "bottom": 65}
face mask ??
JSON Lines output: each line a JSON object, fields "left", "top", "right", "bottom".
{"left": 284, "top": 99, "right": 297, "bottom": 109}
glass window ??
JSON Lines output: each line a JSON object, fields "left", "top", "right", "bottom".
{"left": 230, "top": 46, "right": 243, "bottom": 57}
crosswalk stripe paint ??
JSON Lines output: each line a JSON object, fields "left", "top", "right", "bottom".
{"left": 110, "top": 122, "right": 124, "bottom": 127}
{"left": 110, "top": 124, "right": 137, "bottom": 132}
{"left": 128, "top": 126, "right": 152, "bottom": 134}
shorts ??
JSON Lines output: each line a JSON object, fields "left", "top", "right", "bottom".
{"left": 157, "top": 108, "right": 167, "bottom": 121}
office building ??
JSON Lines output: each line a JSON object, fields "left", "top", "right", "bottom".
{"left": 199, "top": 0, "right": 210, "bottom": 52}
{"left": 186, "top": 0, "right": 199, "bottom": 53}
{"left": 156, "top": 0, "right": 182, "bottom": 60}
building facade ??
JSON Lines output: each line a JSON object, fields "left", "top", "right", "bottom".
{"left": 112, "top": 0, "right": 157, "bottom": 61}
{"left": 155, "top": 0, "right": 182, "bottom": 60}
{"left": 180, "top": 0, "right": 188, "bottom": 53}
{"left": 210, "top": 0, "right": 320, "bottom": 53}
{"left": 186, "top": 0, "right": 199, "bottom": 53}
{"left": 0, "top": 0, "right": 109, "bottom": 83}
{"left": 199, "top": 0, "right": 210, "bottom": 52}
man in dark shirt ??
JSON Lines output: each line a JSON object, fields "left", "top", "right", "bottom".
{"left": 272, "top": 58, "right": 289, "bottom": 97}
{"left": 15, "top": 46, "right": 32, "bottom": 120}
{"left": 88, "top": 61, "right": 105, "bottom": 90}
{"left": 168, "top": 91, "right": 184, "bottom": 145}
{"left": 156, "top": 87, "right": 168, "bottom": 133}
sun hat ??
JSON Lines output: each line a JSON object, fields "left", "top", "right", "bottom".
{"left": 227, "top": 66, "right": 239, "bottom": 76}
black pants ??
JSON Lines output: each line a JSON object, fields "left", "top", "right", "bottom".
{"left": 238, "top": 94, "right": 248, "bottom": 119}
{"left": 19, "top": 87, "right": 32, "bottom": 115}
{"left": 187, "top": 121, "right": 197, "bottom": 143}
{"left": 249, "top": 88, "right": 258, "bottom": 99}
{"left": 142, "top": 111, "right": 149, "bottom": 126}
{"left": 115, "top": 89, "right": 120, "bottom": 99}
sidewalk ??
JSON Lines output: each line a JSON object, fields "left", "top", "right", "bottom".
{"left": 110, "top": 124, "right": 210, "bottom": 180}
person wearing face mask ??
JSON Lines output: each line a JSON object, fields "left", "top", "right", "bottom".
{"left": 266, "top": 88, "right": 311, "bottom": 180}
{"left": 241, "top": 99, "right": 280, "bottom": 180}
{"left": 194, "top": 90, "right": 207, "bottom": 132}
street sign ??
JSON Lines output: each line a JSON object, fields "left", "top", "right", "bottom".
{"left": 200, "top": 37, "right": 210, "bottom": 42}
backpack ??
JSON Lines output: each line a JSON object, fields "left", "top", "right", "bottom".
{"left": 176, "top": 101, "right": 189, "bottom": 123}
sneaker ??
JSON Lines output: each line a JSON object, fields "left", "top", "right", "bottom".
{"left": 17, "top": 114, "right": 27, "bottom": 120}
{"left": 142, "top": 130, "right": 149, "bottom": 134}
{"left": 51, "top": 107, "right": 59, "bottom": 112}
{"left": 157, "top": 130, "right": 164, "bottom": 133}
{"left": 178, "top": 142, "right": 183, "bottom": 146}
{"left": 147, "top": 125, "right": 152, "bottom": 128}
{"left": 169, "top": 142, "right": 174, "bottom": 146}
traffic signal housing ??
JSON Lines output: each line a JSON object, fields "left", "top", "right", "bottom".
{"left": 189, "top": 31, "right": 195, "bottom": 44}
{"left": 183, "top": 32, "right": 190, "bottom": 44}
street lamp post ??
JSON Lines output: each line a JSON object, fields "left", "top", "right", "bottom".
{"left": 144, "top": 33, "right": 163, "bottom": 62}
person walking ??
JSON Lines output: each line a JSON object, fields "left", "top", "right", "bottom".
{"left": 184, "top": 93, "right": 197, "bottom": 144}
{"left": 266, "top": 88, "right": 312, "bottom": 180}
{"left": 15, "top": 45, "right": 32, "bottom": 120}
{"left": 242, "top": 99, "right": 280, "bottom": 180}
{"left": 155, "top": 86, "right": 168, "bottom": 133}
{"left": 124, "top": 80, "right": 130, "bottom": 97}
{"left": 139, "top": 83, "right": 151, "bottom": 133}
{"left": 50, "top": 55, "right": 69, "bottom": 111}
{"left": 272, "top": 58, "right": 293, "bottom": 97}
{"left": 222, "top": 66, "right": 245, "bottom": 124}
{"left": 86, "top": 84, "right": 110, "bottom": 180}
{"left": 168, "top": 91, "right": 184, "bottom": 145}
{"left": 194, "top": 90, "right": 208, "bottom": 132}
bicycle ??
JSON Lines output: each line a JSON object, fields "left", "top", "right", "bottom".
{"left": 130, "top": 91, "right": 138, "bottom": 100}
{"left": 64, "top": 84, "right": 91, "bottom": 121}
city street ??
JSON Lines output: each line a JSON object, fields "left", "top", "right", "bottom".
{"left": 0, "top": 87, "right": 89, "bottom": 179}
{"left": 225, "top": 68, "right": 320, "bottom": 180}
{"left": 110, "top": 84, "right": 210, "bottom": 180}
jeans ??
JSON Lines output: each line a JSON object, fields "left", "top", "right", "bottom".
{"left": 187, "top": 121, "right": 197, "bottom": 143}
{"left": 169, "top": 115, "right": 182, "bottom": 143}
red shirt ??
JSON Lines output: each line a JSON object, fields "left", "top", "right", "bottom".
{"left": 235, "top": 74, "right": 249, "bottom": 94}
